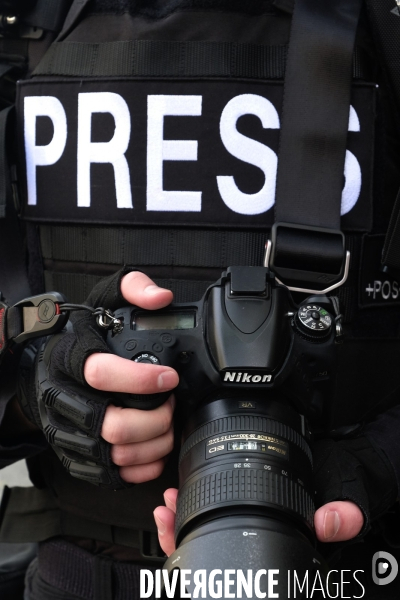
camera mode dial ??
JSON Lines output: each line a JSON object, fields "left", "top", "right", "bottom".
{"left": 294, "top": 304, "right": 332, "bottom": 341}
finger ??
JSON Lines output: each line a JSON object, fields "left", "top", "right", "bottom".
{"left": 164, "top": 488, "right": 178, "bottom": 514}
{"left": 119, "top": 459, "right": 166, "bottom": 484}
{"left": 154, "top": 506, "right": 177, "bottom": 557}
{"left": 121, "top": 271, "right": 173, "bottom": 310}
{"left": 314, "top": 501, "right": 364, "bottom": 542}
{"left": 84, "top": 353, "right": 179, "bottom": 394}
{"left": 111, "top": 427, "right": 174, "bottom": 466}
{"left": 102, "top": 396, "right": 175, "bottom": 444}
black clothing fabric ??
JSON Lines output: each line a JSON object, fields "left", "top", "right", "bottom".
{"left": 0, "top": 0, "right": 400, "bottom": 593}
{"left": 23, "top": 539, "right": 153, "bottom": 600}
{"left": 0, "top": 542, "right": 37, "bottom": 600}
{"left": 314, "top": 434, "right": 398, "bottom": 535}
{"left": 1, "top": 0, "right": 399, "bottom": 534}
{"left": 365, "top": 405, "right": 400, "bottom": 495}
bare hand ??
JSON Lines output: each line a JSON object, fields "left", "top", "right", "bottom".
{"left": 314, "top": 500, "right": 364, "bottom": 542}
{"left": 153, "top": 492, "right": 364, "bottom": 555}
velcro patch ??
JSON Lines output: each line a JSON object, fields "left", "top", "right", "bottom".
{"left": 360, "top": 235, "right": 400, "bottom": 307}
{"left": 18, "top": 78, "right": 375, "bottom": 231}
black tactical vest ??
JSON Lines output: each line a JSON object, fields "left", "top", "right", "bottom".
{"left": 3, "top": 0, "right": 400, "bottom": 541}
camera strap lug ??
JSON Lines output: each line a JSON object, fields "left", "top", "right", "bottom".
{"left": 264, "top": 223, "right": 350, "bottom": 295}
{"left": 0, "top": 291, "right": 125, "bottom": 364}
{"left": 0, "top": 291, "right": 69, "bottom": 363}
{"left": 11, "top": 292, "right": 69, "bottom": 344}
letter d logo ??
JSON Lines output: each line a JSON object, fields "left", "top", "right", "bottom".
{"left": 372, "top": 551, "right": 398, "bottom": 585}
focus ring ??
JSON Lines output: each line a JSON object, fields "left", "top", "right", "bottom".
{"left": 179, "top": 417, "right": 312, "bottom": 464}
{"left": 175, "top": 467, "right": 315, "bottom": 535}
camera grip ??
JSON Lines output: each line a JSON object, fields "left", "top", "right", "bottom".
{"left": 112, "top": 390, "right": 171, "bottom": 411}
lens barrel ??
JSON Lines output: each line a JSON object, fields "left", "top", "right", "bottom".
{"left": 175, "top": 397, "right": 314, "bottom": 545}
{"left": 163, "top": 397, "right": 326, "bottom": 600}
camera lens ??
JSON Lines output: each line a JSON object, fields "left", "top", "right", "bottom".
{"left": 164, "top": 396, "right": 326, "bottom": 599}
{"left": 176, "top": 397, "right": 314, "bottom": 544}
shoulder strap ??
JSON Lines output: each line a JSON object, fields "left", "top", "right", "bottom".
{"left": 23, "top": 0, "right": 73, "bottom": 34}
{"left": 365, "top": 0, "right": 400, "bottom": 274}
{"left": 0, "top": 0, "right": 75, "bottom": 304}
{"left": 269, "top": 0, "right": 362, "bottom": 292}
{"left": 56, "top": 0, "right": 92, "bottom": 41}
{"left": 0, "top": 107, "right": 31, "bottom": 304}
{"left": 365, "top": 0, "right": 400, "bottom": 120}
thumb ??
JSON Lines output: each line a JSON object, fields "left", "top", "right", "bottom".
{"left": 121, "top": 271, "right": 173, "bottom": 310}
{"left": 314, "top": 501, "right": 364, "bottom": 542}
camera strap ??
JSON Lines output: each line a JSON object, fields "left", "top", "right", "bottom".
{"left": 0, "top": 0, "right": 72, "bottom": 35}
{"left": 269, "top": 0, "right": 362, "bottom": 292}
{"left": 366, "top": 0, "right": 400, "bottom": 276}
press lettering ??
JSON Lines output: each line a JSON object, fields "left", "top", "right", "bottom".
{"left": 146, "top": 95, "right": 202, "bottom": 212}
{"left": 23, "top": 90, "right": 364, "bottom": 221}
{"left": 341, "top": 106, "right": 362, "bottom": 215}
{"left": 217, "top": 94, "right": 279, "bottom": 216}
{"left": 77, "top": 92, "right": 132, "bottom": 209}
{"left": 25, "top": 96, "right": 67, "bottom": 206}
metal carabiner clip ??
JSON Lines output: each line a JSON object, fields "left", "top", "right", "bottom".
{"left": 96, "top": 309, "right": 123, "bottom": 335}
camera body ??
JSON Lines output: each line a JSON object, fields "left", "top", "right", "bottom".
{"left": 108, "top": 267, "right": 338, "bottom": 597}
{"left": 108, "top": 266, "right": 337, "bottom": 426}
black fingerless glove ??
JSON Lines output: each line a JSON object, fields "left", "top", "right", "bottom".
{"left": 17, "top": 269, "right": 131, "bottom": 490}
{"left": 313, "top": 434, "right": 398, "bottom": 536}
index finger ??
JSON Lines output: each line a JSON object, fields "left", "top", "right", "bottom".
{"left": 121, "top": 271, "right": 173, "bottom": 310}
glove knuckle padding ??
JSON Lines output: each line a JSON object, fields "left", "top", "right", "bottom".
{"left": 313, "top": 436, "right": 398, "bottom": 534}
{"left": 18, "top": 268, "right": 134, "bottom": 490}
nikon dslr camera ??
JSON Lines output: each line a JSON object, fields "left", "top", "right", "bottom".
{"left": 107, "top": 266, "right": 339, "bottom": 598}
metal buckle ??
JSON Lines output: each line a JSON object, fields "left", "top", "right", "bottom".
{"left": 265, "top": 223, "right": 350, "bottom": 295}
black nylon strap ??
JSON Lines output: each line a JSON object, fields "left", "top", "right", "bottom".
{"left": 6, "top": 306, "right": 23, "bottom": 340}
{"left": 39, "top": 226, "right": 266, "bottom": 268}
{"left": 367, "top": 0, "right": 400, "bottom": 274}
{"left": 39, "top": 225, "right": 268, "bottom": 302}
{"left": 0, "top": 106, "right": 12, "bottom": 219}
{"left": 0, "top": 107, "right": 31, "bottom": 304}
{"left": 0, "top": 63, "right": 13, "bottom": 80}
{"left": 0, "top": 487, "right": 163, "bottom": 564}
{"left": 44, "top": 271, "right": 215, "bottom": 304}
{"left": 24, "top": 0, "right": 72, "bottom": 33}
{"left": 366, "top": 0, "right": 400, "bottom": 120}
{"left": 56, "top": 0, "right": 92, "bottom": 41}
{"left": 382, "top": 187, "right": 400, "bottom": 274}
{"left": 34, "top": 41, "right": 288, "bottom": 79}
{"left": 33, "top": 39, "right": 370, "bottom": 80}
{"left": 275, "top": 0, "right": 362, "bottom": 230}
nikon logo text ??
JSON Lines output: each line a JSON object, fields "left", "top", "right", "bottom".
{"left": 223, "top": 372, "right": 272, "bottom": 383}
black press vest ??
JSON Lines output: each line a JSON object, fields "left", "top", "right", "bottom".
{"left": 8, "top": 0, "right": 400, "bottom": 538}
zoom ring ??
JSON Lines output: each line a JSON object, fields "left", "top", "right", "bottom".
{"left": 176, "top": 468, "right": 315, "bottom": 534}
{"left": 179, "top": 417, "right": 312, "bottom": 464}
